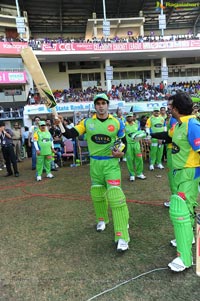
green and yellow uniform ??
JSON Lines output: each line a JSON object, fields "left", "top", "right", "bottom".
{"left": 170, "top": 115, "right": 200, "bottom": 267}
{"left": 65, "top": 113, "right": 130, "bottom": 243}
{"left": 146, "top": 115, "right": 166, "bottom": 165}
{"left": 125, "top": 121, "right": 144, "bottom": 177}
{"left": 33, "top": 130, "right": 53, "bottom": 176}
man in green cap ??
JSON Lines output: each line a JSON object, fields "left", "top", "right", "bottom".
{"left": 146, "top": 109, "right": 166, "bottom": 170}
{"left": 125, "top": 113, "right": 146, "bottom": 181}
{"left": 59, "top": 93, "right": 130, "bottom": 252}
{"left": 33, "top": 121, "right": 55, "bottom": 181}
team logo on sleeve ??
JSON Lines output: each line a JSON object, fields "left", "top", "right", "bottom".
{"left": 107, "top": 125, "right": 115, "bottom": 132}
{"left": 155, "top": 123, "right": 163, "bottom": 128}
{"left": 91, "top": 134, "right": 111, "bottom": 144}
{"left": 88, "top": 123, "right": 95, "bottom": 131}
{"left": 194, "top": 138, "right": 200, "bottom": 146}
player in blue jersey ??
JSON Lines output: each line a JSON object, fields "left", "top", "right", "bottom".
{"left": 167, "top": 92, "right": 200, "bottom": 272}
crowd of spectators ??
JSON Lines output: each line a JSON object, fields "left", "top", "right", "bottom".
{"left": 27, "top": 33, "right": 200, "bottom": 50}
{"left": 27, "top": 80, "right": 200, "bottom": 105}
{"left": 0, "top": 106, "right": 24, "bottom": 119}
{"left": 0, "top": 33, "right": 199, "bottom": 50}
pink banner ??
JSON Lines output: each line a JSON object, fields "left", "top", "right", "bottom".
{"left": 0, "top": 40, "right": 199, "bottom": 55}
{"left": 0, "top": 42, "right": 28, "bottom": 54}
{"left": 41, "top": 40, "right": 200, "bottom": 52}
{"left": 0, "top": 71, "right": 27, "bottom": 83}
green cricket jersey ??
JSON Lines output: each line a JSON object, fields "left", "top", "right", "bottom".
{"left": 74, "top": 114, "right": 125, "bottom": 158}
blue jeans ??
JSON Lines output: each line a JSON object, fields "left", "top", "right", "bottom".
{"left": 31, "top": 142, "right": 36, "bottom": 169}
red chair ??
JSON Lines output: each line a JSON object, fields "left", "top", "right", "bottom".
{"left": 62, "top": 140, "right": 75, "bottom": 164}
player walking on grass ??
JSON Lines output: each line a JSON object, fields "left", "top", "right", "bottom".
{"left": 167, "top": 92, "right": 200, "bottom": 272}
{"left": 146, "top": 109, "right": 166, "bottom": 171}
{"left": 125, "top": 113, "right": 146, "bottom": 181}
{"left": 33, "top": 121, "right": 55, "bottom": 181}
{"left": 59, "top": 93, "right": 130, "bottom": 252}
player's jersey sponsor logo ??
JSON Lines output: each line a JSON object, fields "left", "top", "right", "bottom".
{"left": 154, "top": 123, "right": 163, "bottom": 128}
{"left": 194, "top": 138, "right": 200, "bottom": 146}
{"left": 107, "top": 124, "right": 115, "bottom": 132}
{"left": 91, "top": 134, "right": 111, "bottom": 144}
{"left": 172, "top": 142, "right": 180, "bottom": 154}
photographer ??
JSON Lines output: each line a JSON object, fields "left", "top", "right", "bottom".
{"left": 0, "top": 121, "right": 19, "bottom": 177}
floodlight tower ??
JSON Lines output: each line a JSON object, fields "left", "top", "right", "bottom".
{"left": 15, "top": 0, "right": 21, "bottom": 17}
{"left": 160, "top": 0, "right": 165, "bottom": 36}
{"left": 102, "top": 0, "right": 112, "bottom": 92}
{"left": 15, "top": 0, "right": 26, "bottom": 39}
{"left": 158, "top": 0, "right": 168, "bottom": 86}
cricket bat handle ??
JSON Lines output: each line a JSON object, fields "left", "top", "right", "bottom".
{"left": 51, "top": 107, "right": 66, "bottom": 133}
{"left": 196, "top": 213, "right": 200, "bottom": 276}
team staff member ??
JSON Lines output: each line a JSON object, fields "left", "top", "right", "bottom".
{"left": 58, "top": 93, "right": 130, "bottom": 252}
{"left": 0, "top": 121, "right": 19, "bottom": 177}
{"left": 167, "top": 92, "right": 200, "bottom": 272}
{"left": 12, "top": 122, "right": 23, "bottom": 162}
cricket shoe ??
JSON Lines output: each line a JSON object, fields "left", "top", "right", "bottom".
{"left": 156, "top": 163, "right": 164, "bottom": 169}
{"left": 136, "top": 174, "right": 146, "bottom": 180}
{"left": 170, "top": 237, "right": 195, "bottom": 247}
{"left": 164, "top": 201, "right": 170, "bottom": 208}
{"left": 149, "top": 164, "right": 154, "bottom": 171}
{"left": 96, "top": 221, "right": 106, "bottom": 232}
{"left": 37, "top": 176, "right": 42, "bottom": 181}
{"left": 130, "top": 176, "right": 135, "bottom": 181}
{"left": 46, "top": 173, "right": 54, "bottom": 178}
{"left": 168, "top": 257, "right": 191, "bottom": 272}
{"left": 117, "top": 239, "right": 129, "bottom": 252}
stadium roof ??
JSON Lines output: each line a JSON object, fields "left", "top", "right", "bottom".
{"left": 1, "top": 0, "right": 200, "bottom": 36}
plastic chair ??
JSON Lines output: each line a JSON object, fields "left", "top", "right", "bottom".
{"left": 77, "top": 139, "right": 89, "bottom": 165}
{"left": 140, "top": 138, "right": 150, "bottom": 161}
{"left": 62, "top": 140, "right": 75, "bottom": 164}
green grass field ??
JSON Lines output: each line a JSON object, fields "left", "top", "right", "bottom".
{"left": 0, "top": 158, "right": 199, "bottom": 301}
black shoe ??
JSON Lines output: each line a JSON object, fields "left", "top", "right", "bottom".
{"left": 15, "top": 172, "right": 19, "bottom": 177}
{"left": 32, "top": 167, "right": 36, "bottom": 170}
{"left": 4, "top": 173, "right": 13, "bottom": 177}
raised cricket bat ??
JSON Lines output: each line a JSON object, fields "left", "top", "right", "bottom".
{"left": 20, "top": 47, "right": 65, "bottom": 133}
{"left": 196, "top": 213, "right": 200, "bottom": 276}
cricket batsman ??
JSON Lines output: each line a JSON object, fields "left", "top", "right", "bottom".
{"left": 57, "top": 93, "right": 130, "bottom": 252}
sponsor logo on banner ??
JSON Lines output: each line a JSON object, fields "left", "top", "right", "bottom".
{"left": 0, "top": 42, "right": 28, "bottom": 54}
